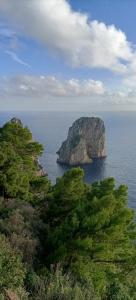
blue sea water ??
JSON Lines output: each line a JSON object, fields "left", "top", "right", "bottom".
{"left": 0, "top": 111, "right": 136, "bottom": 210}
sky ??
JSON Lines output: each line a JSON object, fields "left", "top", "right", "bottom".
{"left": 1, "top": 0, "right": 136, "bottom": 111}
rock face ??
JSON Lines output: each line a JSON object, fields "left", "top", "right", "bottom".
{"left": 36, "top": 159, "right": 47, "bottom": 177}
{"left": 57, "top": 117, "right": 106, "bottom": 166}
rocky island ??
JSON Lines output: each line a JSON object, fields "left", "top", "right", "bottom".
{"left": 57, "top": 117, "right": 106, "bottom": 166}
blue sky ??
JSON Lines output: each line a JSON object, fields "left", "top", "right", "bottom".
{"left": 0, "top": 0, "right": 136, "bottom": 111}
{"left": 70, "top": 0, "right": 136, "bottom": 40}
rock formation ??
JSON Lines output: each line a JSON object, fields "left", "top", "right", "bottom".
{"left": 57, "top": 117, "right": 106, "bottom": 166}
{"left": 36, "top": 159, "right": 47, "bottom": 177}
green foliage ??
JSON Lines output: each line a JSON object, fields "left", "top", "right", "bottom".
{"left": 0, "top": 119, "right": 43, "bottom": 158}
{"left": 0, "top": 197, "right": 45, "bottom": 268}
{"left": 47, "top": 168, "right": 86, "bottom": 224}
{"left": 0, "top": 119, "right": 49, "bottom": 200}
{"left": 106, "top": 280, "right": 132, "bottom": 300}
{"left": 0, "top": 142, "right": 30, "bottom": 198}
{"left": 30, "top": 176, "right": 51, "bottom": 205}
{"left": 0, "top": 119, "right": 135, "bottom": 299}
{"left": 0, "top": 235, "right": 25, "bottom": 293}
{"left": 45, "top": 169, "right": 136, "bottom": 296}
{"left": 27, "top": 267, "right": 98, "bottom": 300}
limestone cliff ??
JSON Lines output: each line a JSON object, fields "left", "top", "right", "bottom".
{"left": 57, "top": 117, "right": 106, "bottom": 166}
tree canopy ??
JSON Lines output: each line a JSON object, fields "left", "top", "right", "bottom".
{"left": 45, "top": 169, "right": 136, "bottom": 296}
{"left": 0, "top": 119, "right": 135, "bottom": 299}
{"left": 0, "top": 119, "right": 49, "bottom": 200}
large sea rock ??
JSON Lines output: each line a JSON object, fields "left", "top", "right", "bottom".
{"left": 57, "top": 117, "right": 106, "bottom": 166}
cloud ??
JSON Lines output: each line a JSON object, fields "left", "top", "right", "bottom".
{"left": 0, "top": 22, "right": 25, "bottom": 67}
{"left": 0, "top": 0, "right": 135, "bottom": 73}
{"left": 0, "top": 75, "right": 105, "bottom": 98}
{"left": 5, "top": 50, "right": 30, "bottom": 67}
{"left": 1, "top": 75, "right": 136, "bottom": 111}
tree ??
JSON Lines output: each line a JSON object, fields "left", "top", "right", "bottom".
{"left": 44, "top": 168, "right": 136, "bottom": 296}
{"left": 0, "top": 142, "right": 30, "bottom": 199}
{"left": 0, "top": 119, "right": 49, "bottom": 200}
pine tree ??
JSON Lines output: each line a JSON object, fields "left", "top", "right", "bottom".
{"left": 45, "top": 168, "right": 136, "bottom": 295}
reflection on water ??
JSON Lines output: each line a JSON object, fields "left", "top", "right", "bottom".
{"left": 55, "top": 158, "right": 106, "bottom": 183}
{"left": 83, "top": 158, "right": 106, "bottom": 183}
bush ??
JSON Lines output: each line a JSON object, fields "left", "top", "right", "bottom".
{"left": 28, "top": 267, "right": 98, "bottom": 300}
{"left": 0, "top": 235, "right": 26, "bottom": 293}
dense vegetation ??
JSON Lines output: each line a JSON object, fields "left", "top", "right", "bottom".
{"left": 0, "top": 118, "right": 136, "bottom": 299}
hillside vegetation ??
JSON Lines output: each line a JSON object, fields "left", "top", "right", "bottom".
{"left": 0, "top": 119, "right": 136, "bottom": 300}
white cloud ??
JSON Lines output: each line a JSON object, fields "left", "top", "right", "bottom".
{"left": 123, "top": 76, "right": 136, "bottom": 90}
{"left": 0, "top": 22, "right": 24, "bottom": 64}
{"left": 1, "top": 75, "right": 136, "bottom": 111}
{"left": 121, "top": 54, "right": 136, "bottom": 91}
{"left": 0, "top": 0, "right": 135, "bottom": 73}
{"left": 5, "top": 50, "right": 30, "bottom": 67}
{"left": 0, "top": 75, "right": 105, "bottom": 98}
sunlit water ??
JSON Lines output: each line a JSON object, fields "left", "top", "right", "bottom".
{"left": 0, "top": 111, "right": 136, "bottom": 210}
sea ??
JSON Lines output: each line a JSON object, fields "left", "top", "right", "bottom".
{"left": 0, "top": 111, "right": 136, "bottom": 210}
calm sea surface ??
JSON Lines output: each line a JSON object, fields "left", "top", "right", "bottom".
{"left": 0, "top": 111, "right": 136, "bottom": 210}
